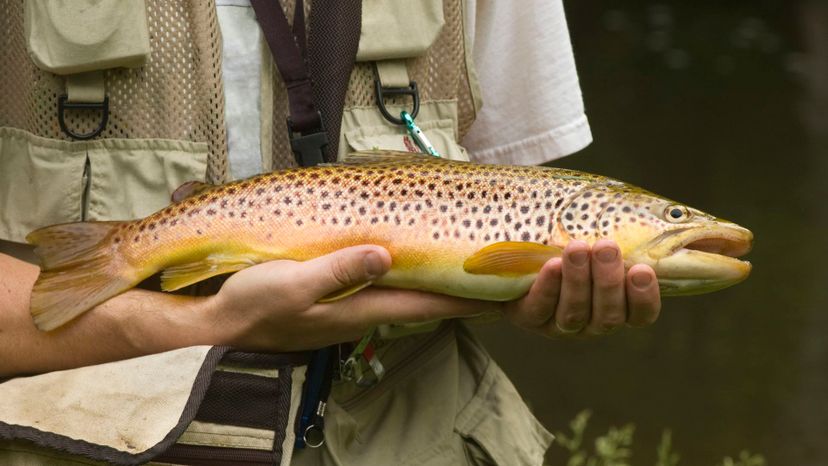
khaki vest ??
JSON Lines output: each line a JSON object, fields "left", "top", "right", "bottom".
{"left": 0, "top": 1, "right": 487, "bottom": 465}
{"left": 0, "top": 0, "right": 481, "bottom": 243}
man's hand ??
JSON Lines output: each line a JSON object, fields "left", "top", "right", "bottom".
{"left": 203, "top": 246, "right": 499, "bottom": 352}
{"left": 503, "top": 240, "right": 661, "bottom": 337}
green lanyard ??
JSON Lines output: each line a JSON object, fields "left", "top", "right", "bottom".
{"left": 401, "top": 111, "right": 441, "bottom": 157}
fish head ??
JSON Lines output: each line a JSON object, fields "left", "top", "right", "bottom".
{"left": 559, "top": 182, "right": 753, "bottom": 296}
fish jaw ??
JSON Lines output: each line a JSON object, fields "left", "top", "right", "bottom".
{"left": 626, "top": 223, "right": 754, "bottom": 296}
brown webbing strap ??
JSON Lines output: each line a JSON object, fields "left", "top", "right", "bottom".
{"left": 251, "top": 0, "right": 362, "bottom": 165}
{"left": 307, "top": 0, "right": 362, "bottom": 162}
{"left": 250, "top": 0, "right": 319, "bottom": 134}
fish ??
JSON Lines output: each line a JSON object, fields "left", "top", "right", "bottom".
{"left": 26, "top": 151, "right": 753, "bottom": 331}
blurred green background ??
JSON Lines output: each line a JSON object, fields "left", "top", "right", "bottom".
{"left": 473, "top": 1, "right": 828, "bottom": 464}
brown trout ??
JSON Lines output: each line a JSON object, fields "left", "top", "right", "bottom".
{"left": 27, "top": 152, "right": 753, "bottom": 331}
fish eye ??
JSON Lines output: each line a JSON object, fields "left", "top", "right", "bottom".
{"left": 665, "top": 205, "right": 691, "bottom": 223}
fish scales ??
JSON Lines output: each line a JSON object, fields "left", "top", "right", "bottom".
{"left": 128, "top": 159, "right": 592, "bottom": 269}
{"left": 26, "top": 152, "right": 754, "bottom": 331}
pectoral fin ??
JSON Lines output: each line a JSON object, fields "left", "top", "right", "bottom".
{"left": 317, "top": 281, "right": 373, "bottom": 303}
{"left": 463, "top": 242, "right": 563, "bottom": 276}
{"left": 161, "top": 254, "right": 259, "bottom": 291}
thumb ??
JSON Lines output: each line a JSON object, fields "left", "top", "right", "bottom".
{"left": 298, "top": 245, "right": 391, "bottom": 300}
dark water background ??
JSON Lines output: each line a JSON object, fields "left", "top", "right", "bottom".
{"left": 473, "top": 1, "right": 828, "bottom": 464}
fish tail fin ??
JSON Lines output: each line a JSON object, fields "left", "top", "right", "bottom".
{"left": 26, "top": 221, "right": 136, "bottom": 331}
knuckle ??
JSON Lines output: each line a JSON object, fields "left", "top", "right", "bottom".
{"left": 557, "top": 312, "right": 587, "bottom": 331}
{"left": 329, "top": 257, "right": 359, "bottom": 286}
{"left": 597, "top": 312, "right": 626, "bottom": 330}
{"left": 595, "top": 276, "right": 625, "bottom": 293}
{"left": 562, "top": 294, "right": 590, "bottom": 313}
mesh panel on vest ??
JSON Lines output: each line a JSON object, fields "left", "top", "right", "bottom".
{"left": 269, "top": 0, "right": 477, "bottom": 170}
{"left": 0, "top": 0, "right": 229, "bottom": 184}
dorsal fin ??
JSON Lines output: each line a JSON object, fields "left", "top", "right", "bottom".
{"left": 171, "top": 181, "right": 217, "bottom": 203}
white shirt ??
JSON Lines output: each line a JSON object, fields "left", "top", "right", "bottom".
{"left": 216, "top": 0, "right": 592, "bottom": 179}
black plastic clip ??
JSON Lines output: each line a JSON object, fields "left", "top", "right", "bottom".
{"left": 374, "top": 80, "right": 420, "bottom": 125}
{"left": 287, "top": 112, "right": 328, "bottom": 167}
{"left": 57, "top": 95, "right": 109, "bottom": 141}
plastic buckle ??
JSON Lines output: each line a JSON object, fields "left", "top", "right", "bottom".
{"left": 286, "top": 112, "right": 328, "bottom": 167}
{"left": 57, "top": 95, "right": 109, "bottom": 141}
{"left": 374, "top": 80, "right": 420, "bottom": 125}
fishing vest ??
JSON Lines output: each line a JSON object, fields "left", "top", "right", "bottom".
{"left": 0, "top": 0, "right": 484, "bottom": 464}
{"left": 0, "top": 0, "right": 481, "bottom": 242}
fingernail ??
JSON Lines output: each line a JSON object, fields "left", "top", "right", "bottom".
{"left": 570, "top": 250, "right": 588, "bottom": 266}
{"left": 596, "top": 247, "right": 617, "bottom": 263}
{"left": 364, "top": 251, "right": 386, "bottom": 278}
{"left": 632, "top": 272, "right": 652, "bottom": 288}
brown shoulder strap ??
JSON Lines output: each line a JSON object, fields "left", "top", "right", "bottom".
{"left": 251, "top": 0, "right": 362, "bottom": 165}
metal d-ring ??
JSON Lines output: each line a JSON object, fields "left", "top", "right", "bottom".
{"left": 374, "top": 80, "right": 420, "bottom": 125}
{"left": 58, "top": 95, "right": 109, "bottom": 140}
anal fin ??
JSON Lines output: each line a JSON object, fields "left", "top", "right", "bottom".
{"left": 463, "top": 242, "right": 563, "bottom": 276}
{"left": 161, "top": 254, "right": 259, "bottom": 291}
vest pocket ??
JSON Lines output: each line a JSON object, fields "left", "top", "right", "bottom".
{"left": 340, "top": 100, "right": 470, "bottom": 163}
{"left": 344, "top": 118, "right": 468, "bottom": 162}
{"left": 0, "top": 128, "right": 208, "bottom": 243}
{"left": 24, "top": 0, "right": 150, "bottom": 75}
{"left": 84, "top": 138, "right": 208, "bottom": 222}
{"left": 454, "top": 349, "right": 555, "bottom": 466}
{"left": 0, "top": 128, "right": 87, "bottom": 243}
{"left": 356, "top": 0, "right": 445, "bottom": 61}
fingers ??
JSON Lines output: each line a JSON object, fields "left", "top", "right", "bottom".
{"left": 584, "top": 240, "right": 626, "bottom": 335}
{"left": 296, "top": 245, "right": 392, "bottom": 300}
{"left": 504, "top": 258, "right": 562, "bottom": 328}
{"left": 321, "top": 287, "right": 499, "bottom": 328}
{"left": 504, "top": 240, "right": 662, "bottom": 340}
{"left": 625, "top": 264, "right": 661, "bottom": 327}
{"left": 553, "top": 241, "right": 592, "bottom": 333}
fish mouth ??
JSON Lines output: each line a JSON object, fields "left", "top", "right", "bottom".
{"left": 633, "top": 224, "right": 754, "bottom": 296}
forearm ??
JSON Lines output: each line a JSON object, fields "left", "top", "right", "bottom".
{"left": 0, "top": 253, "right": 216, "bottom": 378}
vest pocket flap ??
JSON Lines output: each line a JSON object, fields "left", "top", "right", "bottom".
{"left": 24, "top": 0, "right": 150, "bottom": 75}
{"left": 344, "top": 118, "right": 468, "bottom": 162}
{"left": 356, "top": 0, "right": 445, "bottom": 61}
{"left": 454, "top": 360, "right": 555, "bottom": 466}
